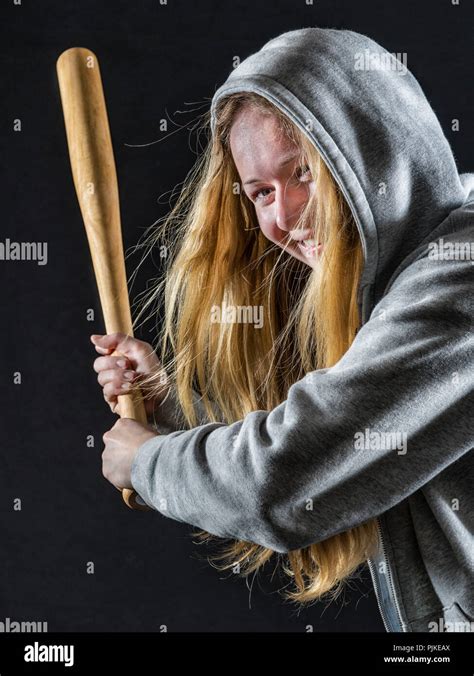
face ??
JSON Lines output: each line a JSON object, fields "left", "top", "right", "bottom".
{"left": 229, "top": 107, "right": 322, "bottom": 269}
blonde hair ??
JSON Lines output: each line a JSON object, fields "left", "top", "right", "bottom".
{"left": 134, "top": 92, "right": 379, "bottom": 606}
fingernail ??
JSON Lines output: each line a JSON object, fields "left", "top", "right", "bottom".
{"left": 117, "top": 359, "right": 127, "bottom": 368}
{"left": 123, "top": 370, "right": 134, "bottom": 380}
{"left": 121, "top": 382, "right": 131, "bottom": 390}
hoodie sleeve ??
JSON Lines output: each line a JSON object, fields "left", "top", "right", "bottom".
{"left": 131, "top": 255, "right": 473, "bottom": 552}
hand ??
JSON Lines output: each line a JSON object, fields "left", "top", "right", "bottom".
{"left": 102, "top": 417, "right": 159, "bottom": 490}
{"left": 91, "top": 332, "right": 170, "bottom": 417}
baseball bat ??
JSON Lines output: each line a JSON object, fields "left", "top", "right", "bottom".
{"left": 56, "top": 47, "right": 150, "bottom": 511}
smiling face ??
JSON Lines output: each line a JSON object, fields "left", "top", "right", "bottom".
{"left": 229, "top": 106, "right": 322, "bottom": 269}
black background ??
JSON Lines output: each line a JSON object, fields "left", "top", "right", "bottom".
{"left": 0, "top": 0, "right": 471, "bottom": 632}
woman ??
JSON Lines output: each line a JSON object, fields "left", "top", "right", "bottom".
{"left": 91, "top": 27, "right": 473, "bottom": 632}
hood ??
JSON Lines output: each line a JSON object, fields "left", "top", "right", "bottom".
{"left": 210, "top": 27, "right": 468, "bottom": 320}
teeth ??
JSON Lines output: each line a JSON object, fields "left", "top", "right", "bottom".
{"left": 302, "top": 239, "right": 316, "bottom": 247}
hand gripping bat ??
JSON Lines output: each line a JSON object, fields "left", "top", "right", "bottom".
{"left": 56, "top": 47, "right": 150, "bottom": 511}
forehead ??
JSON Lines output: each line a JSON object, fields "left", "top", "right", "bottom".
{"left": 229, "top": 107, "right": 297, "bottom": 174}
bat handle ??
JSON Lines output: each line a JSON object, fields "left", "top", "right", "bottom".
{"left": 111, "top": 350, "right": 152, "bottom": 512}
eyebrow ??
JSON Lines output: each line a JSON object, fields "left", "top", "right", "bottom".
{"left": 243, "top": 152, "right": 300, "bottom": 186}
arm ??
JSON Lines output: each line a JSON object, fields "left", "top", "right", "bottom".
{"left": 132, "top": 254, "right": 473, "bottom": 552}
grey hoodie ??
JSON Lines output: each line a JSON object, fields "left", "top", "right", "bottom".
{"left": 131, "top": 28, "right": 474, "bottom": 632}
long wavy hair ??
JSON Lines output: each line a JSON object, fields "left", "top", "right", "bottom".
{"left": 133, "top": 91, "right": 379, "bottom": 606}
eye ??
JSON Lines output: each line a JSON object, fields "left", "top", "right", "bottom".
{"left": 295, "top": 164, "right": 311, "bottom": 180}
{"left": 252, "top": 187, "right": 273, "bottom": 203}
{"left": 250, "top": 165, "right": 312, "bottom": 204}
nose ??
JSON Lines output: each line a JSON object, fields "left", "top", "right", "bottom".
{"left": 274, "top": 185, "right": 306, "bottom": 232}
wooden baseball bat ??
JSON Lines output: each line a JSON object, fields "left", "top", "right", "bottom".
{"left": 56, "top": 47, "right": 150, "bottom": 511}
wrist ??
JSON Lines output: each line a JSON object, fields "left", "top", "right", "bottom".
{"left": 146, "top": 382, "right": 172, "bottom": 421}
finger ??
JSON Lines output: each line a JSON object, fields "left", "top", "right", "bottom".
{"left": 98, "top": 368, "right": 136, "bottom": 387}
{"left": 94, "top": 345, "right": 113, "bottom": 355}
{"left": 103, "top": 379, "right": 134, "bottom": 401}
{"left": 90, "top": 334, "right": 113, "bottom": 355}
{"left": 103, "top": 389, "right": 118, "bottom": 413}
{"left": 91, "top": 334, "right": 160, "bottom": 371}
{"left": 90, "top": 332, "right": 136, "bottom": 356}
{"left": 93, "top": 355, "right": 132, "bottom": 374}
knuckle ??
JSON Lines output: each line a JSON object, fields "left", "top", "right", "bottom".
{"left": 133, "top": 339, "right": 149, "bottom": 356}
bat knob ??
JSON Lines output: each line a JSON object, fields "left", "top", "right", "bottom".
{"left": 122, "top": 488, "right": 151, "bottom": 511}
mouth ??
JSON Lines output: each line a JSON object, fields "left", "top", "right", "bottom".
{"left": 297, "top": 239, "right": 323, "bottom": 258}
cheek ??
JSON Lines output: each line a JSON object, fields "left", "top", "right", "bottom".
{"left": 255, "top": 210, "right": 280, "bottom": 244}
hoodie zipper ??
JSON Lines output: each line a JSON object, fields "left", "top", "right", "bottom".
{"left": 368, "top": 517, "right": 406, "bottom": 632}
{"left": 367, "top": 557, "right": 390, "bottom": 632}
